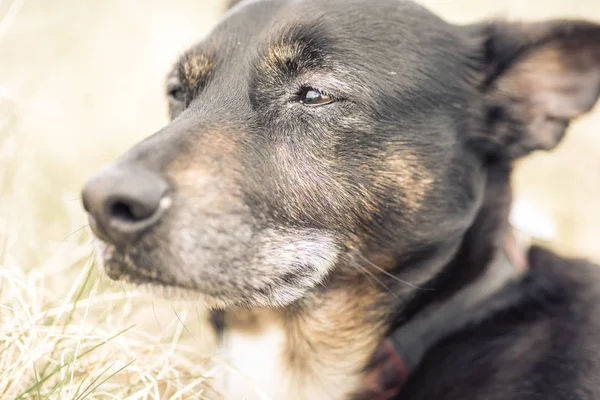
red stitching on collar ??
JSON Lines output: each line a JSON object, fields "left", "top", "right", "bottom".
{"left": 363, "top": 340, "right": 408, "bottom": 400}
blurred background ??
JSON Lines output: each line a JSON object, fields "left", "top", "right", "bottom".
{"left": 0, "top": 0, "right": 598, "bottom": 398}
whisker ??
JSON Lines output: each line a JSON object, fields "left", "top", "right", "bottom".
{"left": 152, "top": 302, "right": 163, "bottom": 332}
{"left": 350, "top": 260, "right": 379, "bottom": 288}
{"left": 356, "top": 252, "right": 434, "bottom": 291}
{"left": 348, "top": 258, "right": 401, "bottom": 300}
{"left": 62, "top": 224, "right": 89, "bottom": 242}
{"left": 173, "top": 308, "right": 195, "bottom": 339}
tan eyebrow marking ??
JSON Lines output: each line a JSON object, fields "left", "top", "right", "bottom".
{"left": 260, "top": 41, "right": 305, "bottom": 76}
{"left": 180, "top": 52, "right": 215, "bottom": 90}
{"left": 260, "top": 25, "right": 327, "bottom": 76}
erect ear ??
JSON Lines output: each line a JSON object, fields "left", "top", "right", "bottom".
{"left": 474, "top": 20, "right": 600, "bottom": 158}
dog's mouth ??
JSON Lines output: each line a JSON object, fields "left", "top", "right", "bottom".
{"left": 94, "top": 240, "right": 243, "bottom": 308}
{"left": 95, "top": 241, "right": 170, "bottom": 286}
{"left": 91, "top": 224, "right": 344, "bottom": 309}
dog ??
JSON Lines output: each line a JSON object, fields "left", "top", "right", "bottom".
{"left": 81, "top": 0, "right": 600, "bottom": 398}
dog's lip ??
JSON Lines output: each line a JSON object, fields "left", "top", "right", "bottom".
{"left": 101, "top": 252, "right": 160, "bottom": 283}
{"left": 99, "top": 255, "right": 234, "bottom": 306}
{"left": 93, "top": 232, "right": 166, "bottom": 284}
{"left": 101, "top": 255, "right": 134, "bottom": 281}
{"left": 98, "top": 247, "right": 188, "bottom": 291}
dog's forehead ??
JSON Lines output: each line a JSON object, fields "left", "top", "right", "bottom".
{"left": 173, "top": 0, "right": 469, "bottom": 109}
{"left": 201, "top": 0, "right": 447, "bottom": 58}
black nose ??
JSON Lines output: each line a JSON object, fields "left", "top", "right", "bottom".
{"left": 81, "top": 165, "right": 171, "bottom": 247}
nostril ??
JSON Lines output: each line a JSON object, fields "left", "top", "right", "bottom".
{"left": 107, "top": 195, "right": 164, "bottom": 224}
{"left": 82, "top": 166, "right": 171, "bottom": 246}
{"left": 110, "top": 200, "right": 139, "bottom": 223}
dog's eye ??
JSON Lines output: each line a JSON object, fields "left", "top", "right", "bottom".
{"left": 167, "top": 85, "right": 186, "bottom": 102}
{"left": 298, "top": 87, "right": 334, "bottom": 107}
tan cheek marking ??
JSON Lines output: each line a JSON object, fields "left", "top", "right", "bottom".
{"left": 379, "top": 152, "right": 436, "bottom": 216}
{"left": 272, "top": 144, "right": 378, "bottom": 225}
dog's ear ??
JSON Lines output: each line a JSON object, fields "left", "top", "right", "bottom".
{"left": 473, "top": 20, "right": 600, "bottom": 158}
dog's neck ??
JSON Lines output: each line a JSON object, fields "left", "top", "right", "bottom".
{"left": 214, "top": 168, "right": 526, "bottom": 400}
{"left": 358, "top": 229, "right": 529, "bottom": 399}
{"left": 215, "top": 278, "right": 390, "bottom": 400}
{"left": 213, "top": 242, "right": 526, "bottom": 400}
{"left": 351, "top": 166, "right": 527, "bottom": 398}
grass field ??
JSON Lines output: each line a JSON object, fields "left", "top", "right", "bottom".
{"left": 1, "top": 0, "right": 599, "bottom": 398}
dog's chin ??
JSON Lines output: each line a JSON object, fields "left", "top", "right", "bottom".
{"left": 91, "top": 223, "right": 344, "bottom": 310}
{"left": 92, "top": 240, "right": 317, "bottom": 310}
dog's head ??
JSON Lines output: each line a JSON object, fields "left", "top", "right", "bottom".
{"left": 82, "top": 0, "right": 600, "bottom": 309}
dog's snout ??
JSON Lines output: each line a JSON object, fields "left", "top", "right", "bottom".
{"left": 82, "top": 166, "right": 171, "bottom": 247}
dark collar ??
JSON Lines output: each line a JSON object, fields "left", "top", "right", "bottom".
{"left": 360, "top": 230, "right": 530, "bottom": 400}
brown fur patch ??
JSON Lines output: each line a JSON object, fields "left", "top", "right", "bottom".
{"left": 259, "top": 34, "right": 323, "bottom": 80}
{"left": 222, "top": 274, "right": 391, "bottom": 398}
{"left": 168, "top": 130, "right": 239, "bottom": 177}
{"left": 378, "top": 151, "right": 436, "bottom": 217}
{"left": 168, "top": 130, "right": 245, "bottom": 214}
{"left": 180, "top": 52, "right": 214, "bottom": 91}
{"left": 286, "top": 279, "right": 389, "bottom": 372}
{"left": 288, "top": 277, "right": 391, "bottom": 398}
{"left": 262, "top": 41, "right": 303, "bottom": 74}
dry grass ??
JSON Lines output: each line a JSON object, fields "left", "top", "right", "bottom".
{"left": 0, "top": 0, "right": 598, "bottom": 398}
{"left": 0, "top": 92, "right": 220, "bottom": 398}
{"left": 0, "top": 1, "right": 226, "bottom": 398}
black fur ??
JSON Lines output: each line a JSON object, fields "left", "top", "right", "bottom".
{"left": 400, "top": 247, "right": 600, "bottom": 399}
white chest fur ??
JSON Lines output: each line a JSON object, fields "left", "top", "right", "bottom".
{"left": 219, "top": 311, "right": 289, "bottom": 399}
{"left": 215, "top": 309, "right": 366, "bottom": 400}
